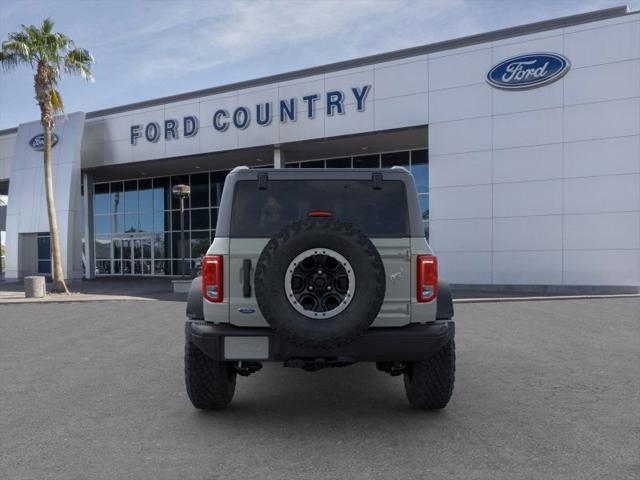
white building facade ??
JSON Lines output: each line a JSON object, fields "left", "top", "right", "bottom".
{"left": 0, "top": 6, "right": 639, "bottom": 292}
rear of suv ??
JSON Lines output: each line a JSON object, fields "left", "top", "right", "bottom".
{"left": 184, "top": 166, "right": 455, "bottom": 410}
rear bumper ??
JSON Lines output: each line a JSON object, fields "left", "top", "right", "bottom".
{"left": 187, "top": 321, "right": 454, "bottom": 362}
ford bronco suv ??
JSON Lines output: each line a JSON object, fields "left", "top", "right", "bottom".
{"left": 184, "top": 166, "right": 455, "bottom": 410}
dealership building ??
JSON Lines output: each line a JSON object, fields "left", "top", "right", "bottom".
{"left": 0, "top": 5, "right": 639, "bottom": 292}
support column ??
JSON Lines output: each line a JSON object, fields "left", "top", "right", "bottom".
{"left": 83, "top": 172, "right": 95, "bottom": 279}
{"left": 273, "top": 146, "right": 283, "bottom": 168}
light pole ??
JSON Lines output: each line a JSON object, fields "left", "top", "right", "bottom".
{"left": 172, "top": 184, "right": 191, "bottom": 278}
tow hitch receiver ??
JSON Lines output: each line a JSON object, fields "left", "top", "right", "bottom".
{"left": 235, "top": 361, "right": 263, "bottom": 376}
{"left": 376, "top": 361, "right": 406, "bottom": 376}
{"left": 284, "top": 357, "right": 355, "bottom": 371}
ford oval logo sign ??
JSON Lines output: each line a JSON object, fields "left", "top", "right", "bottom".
{"left": 29, "top": 133, "right": 59, "bottom": 151}
{"left": 487, "top": 53, "right": 570, "bottom": 90}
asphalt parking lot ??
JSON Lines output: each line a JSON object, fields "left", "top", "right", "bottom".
{"left": 1, "top": 297, "right": 638, "bottom": 480}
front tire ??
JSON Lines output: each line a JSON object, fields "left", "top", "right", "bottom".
{"left": 403, "top": 339, "right": 455, "bottom": 410}
{"left": 184, "top": 326, "right": 237, "bottom": 410}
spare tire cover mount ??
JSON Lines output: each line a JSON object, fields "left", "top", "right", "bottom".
{"left": 254, "top": 219, "right": 386, "bottom": 349}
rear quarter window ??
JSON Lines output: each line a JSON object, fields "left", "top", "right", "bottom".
{"left": 230, "top": 179, "right": 409, "bottom": 238}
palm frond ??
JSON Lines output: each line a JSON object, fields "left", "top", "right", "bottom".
{"left": 2, "top": 36, "right": 32, "bottom": 64}
{"left": 53, "top": 32, "right": 72, "bottom": 50}
{"left": 41, "top": 17, "right": 54, "bottom": 35}
{"left": 64, "top": 47, "right": 94, "bottom": 81}
{"left": 50, "top": 88, "right": 64, "bottom": 113}
{"left": 0, "top": 51, "right": 20, "bottom": 70}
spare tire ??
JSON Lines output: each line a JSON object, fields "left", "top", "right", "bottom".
{"left": 254, "top": 219, "right": 385, "bottom": 349}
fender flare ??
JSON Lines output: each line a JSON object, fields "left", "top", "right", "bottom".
{"left": 436, "top": 279, "right": 454, "bottom": 320}
{"left": 186, "top": 276, "right": 204, "bottom": 320}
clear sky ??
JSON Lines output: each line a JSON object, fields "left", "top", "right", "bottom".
{"left": 0, "top": 0, "right": 634, "bottom": 130}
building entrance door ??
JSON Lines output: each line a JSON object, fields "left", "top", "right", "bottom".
{"left": 113, "top": 236, "right": 153, "bottom": 275}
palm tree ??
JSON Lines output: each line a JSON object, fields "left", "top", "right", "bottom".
{"left": 0, "top": 18, "right": 94, "bottom": 293}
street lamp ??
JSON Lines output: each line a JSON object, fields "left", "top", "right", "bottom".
{"left": 172, "top": 184, "right": 191, "bottom": 278}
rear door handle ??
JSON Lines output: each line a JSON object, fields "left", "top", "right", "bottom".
{"left": 242, "top": 259, "right": 252, "bottom": 297}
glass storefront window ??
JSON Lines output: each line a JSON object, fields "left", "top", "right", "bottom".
{"left": 190, "top": 231, "right": 210, "bottom": 258}
{"left": 326, "top": 157, "right": 351, "bottom": 168}
{"left": 411, "top": 149, "right": 428, "bottom": 194}
{"left": 191, "top": 208, "right": 209, "bottom": 230}
{"left": 94, "top": 184, "right": 110, "bottom": 214}
{"left": 381, "top": 151, "right": 409, "bottom": 169}
{"left": 190, "top": 173, "right": 209, "bottom": 208}
{"left": 138, "top": 178, "right": 153, "bottom": 212}
{"left": 418, "top": 194, "right": 429, "bottom": 221}
{"left": 96, "top": 260, "right": 111, "bottom": 275}
{"left": 300, "top": 160, "right": 325, "bottom": 168}
{"left": 38, "top": 260, "right": 52, "bottom": 274}
{"left": 95, "top": 215, "right": 110, "bottom": 235}
{"left": 112, "top": 214, "right": 124, "bottom": 234}
{"left": 353, "top": 154, "right": 380, "bottom": 168}
{"left": 92, "top": 151, "right": 428, "bottom": 275}
{"left": 37, "top": 235, "right": 50, "bottom": 259}
{"left": 153, "top": 233, "right": 168, "bottom": 259}
{"left": 139, "top": 212, "right": 153, "bottom": 232}
{"left": 172, "top": 210, "right": 190, "bottom": 231}
{"left": 153, "top": 177, "right": 170, "bottom": 211}
{"left": 153, "top": 211, "right": 168, "bottom": 232}
{"left": 172, "top": 232, "right": 187, "bottom": 258}
{"left": 111, "top": 182, "right": 123, "bottom": 215}
{"left": 124, "top": 180, "right": 138, "bottom": 212}
{"left": 37, "top": 232, "right": 51, "bottom": 275}
{"left": 124, "top": 213, "right": 139, "bottom": 233}
{"left": 95, "top": 236, "right": 111, "bottom": 259}
{"left": 210, "top": 208, "right": 219, "bottom": 230}
{"left": 113, "top": 238, "right": 122, "bottom": 260}
{"left": 154, "top": 260, "right": 170, "bottom": 275}
{"left": 210, "top": 171, "right": 227, "bottom": 206}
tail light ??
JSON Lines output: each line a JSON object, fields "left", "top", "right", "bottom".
{"left": 417, "top": 255, "right": 438, "bottom": 302}
{"left": 307, "top": 210, "right": 333, "bottom": 217}
{"left": 202, "top": 255, "right": 223, "bottom": 302}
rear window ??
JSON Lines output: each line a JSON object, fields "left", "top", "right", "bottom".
{"left": 230, "top": 179, "right": 409, "bottom": 238}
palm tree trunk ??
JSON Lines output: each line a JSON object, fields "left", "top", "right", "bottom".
{"left": 43, "top": 123, "right": 69, "bottom": 293}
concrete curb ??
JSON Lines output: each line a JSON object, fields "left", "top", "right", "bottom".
{"left": 0, "top": 295, "right": 155, "bottom": 305}
{"left": 454, "top": 293, "right": 640, "bottom": 304}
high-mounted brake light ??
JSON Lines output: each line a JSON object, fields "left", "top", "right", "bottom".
{"left": 417, "top": 255, "right": 438, "bottom": 303}
{"left": 307, "top": 210, "right": 333, "bottom": 217}
{"left": 202, "top": 255, "right": 223, "bottom": 302}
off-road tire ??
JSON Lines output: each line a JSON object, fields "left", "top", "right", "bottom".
{"left": 254, "top": 219, "right": 385, "bottom": 349}
{"left": 403, "top": 339, "right": 455, "bottom": 410}
{"left": 184, "top": 324, "right": 237, "bottom": 410}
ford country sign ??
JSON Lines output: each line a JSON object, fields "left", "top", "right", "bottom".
{"left": 487, "top": 53, "right": 570, "bottom": 90}
{"left": 29, "top": 133, "right": 59, "bottom": 151}
{"left": 130, "top": 84, "right": 371, "bottom": 146}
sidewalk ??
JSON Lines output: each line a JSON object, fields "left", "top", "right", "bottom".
{"left": 0, "top": 277, "right": 187, "bottom": 304}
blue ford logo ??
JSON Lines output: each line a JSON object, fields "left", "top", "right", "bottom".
{"left": 238, "top": 307, "right": 256, "bottom": 314}
{"left": 29, "top": 133, "right": 59, "bottom": 151}
{"left": 487, "top": 53, "right": 570, "bottom": 90}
